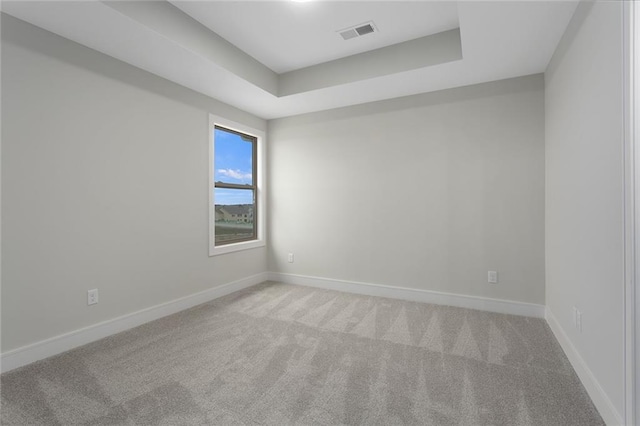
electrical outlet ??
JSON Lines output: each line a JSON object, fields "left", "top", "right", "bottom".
{"left": 576, "top": 310, "right": 582, "bottom": 333}
{"left": 572, "top": 306, "right": 583, "bottom": 333}
{"left": 88, "top": 289, "right": 99, "bottom": 306}
{"left": 488, "top": 270, "right": 498, "bottom": 284}
{"left": 287, "top": 253, "right": 294, "bottom": 263}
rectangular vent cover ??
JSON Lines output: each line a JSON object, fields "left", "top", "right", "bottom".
{"left": 338, "top": 21, "right": 377, "bottom": 41}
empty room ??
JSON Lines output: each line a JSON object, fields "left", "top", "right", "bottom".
{"left": 1, "top": 1, "right": 638, "bottom": 425}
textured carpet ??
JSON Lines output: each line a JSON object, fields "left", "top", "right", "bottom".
{"left": 1, "top": 281, "right": 603, "bottom": 425}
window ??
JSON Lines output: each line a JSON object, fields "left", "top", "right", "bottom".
{"left": 209, "top": 116, "right": 265, "bottom": 256}
{"left": 213, "top": 126, "right": 256, "bottom": 244}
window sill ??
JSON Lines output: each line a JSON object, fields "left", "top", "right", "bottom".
{"left": 209, "top": 239, "right": 265, "bottom": 256}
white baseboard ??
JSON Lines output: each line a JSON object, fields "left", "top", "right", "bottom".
{"left": 545, "top": 308, "right": 623, "bottom": 426}
{"left": 268, "top": 272, "right": 545, "bottom": 318}
{"left": 1, "top": 272, "right": 269, "bottom": 374}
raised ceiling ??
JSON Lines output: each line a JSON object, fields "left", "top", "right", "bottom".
{"left": 171, "top": 1, "right": 460, "bottom": 73}
{"left": 2, "top": 1, "right": 578, "bottom": 120}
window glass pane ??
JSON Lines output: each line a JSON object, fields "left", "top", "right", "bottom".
{"left": 214, "top": 188, "right": 255, "bottom": 244}
{"left": 214, "top": 127, "right": 254, "bottom": 186}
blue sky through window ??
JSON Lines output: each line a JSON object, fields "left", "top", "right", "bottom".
{"left": 214, "top": 127, "right": 254, "bottom": 205}
{"left": 214, "top": 188, "right": 253, "bottom": 205}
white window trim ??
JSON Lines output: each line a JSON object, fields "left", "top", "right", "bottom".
{"left": 209, "top": 114, "right": 266, "bottom": 256}
{"left": 624, "top": 2, "right": 638, "bottom": 424}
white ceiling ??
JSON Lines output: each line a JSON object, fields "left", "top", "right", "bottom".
{"left": 171, "top": 1, "right": 460, "bottom": 73}
{"left": 1, "top": 1, "right": 578, "bottom": 120}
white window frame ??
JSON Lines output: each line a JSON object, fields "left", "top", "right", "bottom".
{"left": 209, "top": 114, "right": 266, "bottom": 256}
{"left": 624, "top": 2, "right": 638, "bottom": 424}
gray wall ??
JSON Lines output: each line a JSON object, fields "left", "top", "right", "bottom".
{"left": 268, "top": 75, "right": 545, "bottom": 305}
{"left": 545, "top": 1, "right": 625, "bottom": 418}
{"left": 1, "top": 15, "right": 267, "bottom": 352}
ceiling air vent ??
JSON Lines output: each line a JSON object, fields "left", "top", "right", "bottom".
{"left": 338, "top": 21, "right": 377, "bottom": 41}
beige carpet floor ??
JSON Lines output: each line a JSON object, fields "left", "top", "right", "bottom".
{"left": 1, "top": 281, "right": 603, "bottom": 425}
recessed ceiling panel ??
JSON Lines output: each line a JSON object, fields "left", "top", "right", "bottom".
{"left": 2, "top": 1, "right": 579, "bottom": 119}
{"left": 170, "top": 1, "right": 460, "bottom": 73}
